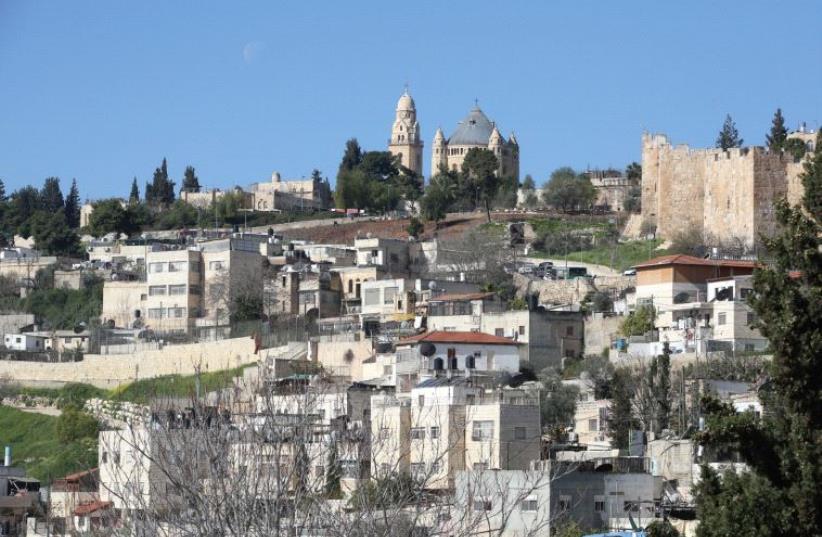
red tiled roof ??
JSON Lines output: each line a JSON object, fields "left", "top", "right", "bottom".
{"left": 74, "top": 501, "right": 112, "bottom": 516}
{"left": 428, "top": 292, "right": 495, "bottom": 302}
{"left": 633, "top": 254, "right": 758, "bottom": 270}
{"left": 398, "top": 330, "right": 519, "bottom": 346}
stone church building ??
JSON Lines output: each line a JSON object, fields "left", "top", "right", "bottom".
{"left": 387, "top": 90, "right": 520, "bottom": 180}
{"left": 432, "top": 104, "right": 519, "bottom": 180}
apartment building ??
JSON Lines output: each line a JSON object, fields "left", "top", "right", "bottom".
{"left": 633, "top": 254, "right": 756, "bottom": 307}
{"left": 100, "top": 238, "right": 263, "bottom": 336}
{"left": 393, "top": 331, "right": 522, "bottom": 389}
{"left": 426, "top": 293, "right": 584, "bottom": 369}
{"left": 354, "top": 237, "right": 409, "bottom": 273}
{"left": 370, "top": 378, "right": 540, "bottom": 491}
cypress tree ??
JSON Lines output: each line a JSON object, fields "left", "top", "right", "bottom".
{"left": 129, "top": 177, "right": 140, "bottom": 204}
{"left": 765, "top": 108, "right": 788, "bottom": 151}
{"left": 182, "top": 166, "right": 201, "bottom": 193}
{"left": 715, "top": 114, "right": 743, "bottom": 150}
{"left": 64, "top": 178, "right": 81, "bottom": 228}
{"left": 41, "top": 177, "right": 65, "bottom": 213}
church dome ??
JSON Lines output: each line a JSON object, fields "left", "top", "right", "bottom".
{"left": 448, "top": 106, "right": 496, "bottom": 146}
{"left": 397, "top": 92, "right": 416, "bottom": 111}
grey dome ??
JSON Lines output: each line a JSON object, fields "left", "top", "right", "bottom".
{"left": 448, "top": 107, "right": 497, "bottom": 146}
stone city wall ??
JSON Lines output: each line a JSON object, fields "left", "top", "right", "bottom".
{"left": 641, "top": 132, "right": 807, "bottom": 247}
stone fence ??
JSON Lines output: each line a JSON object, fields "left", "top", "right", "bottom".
{"left": 0, "top": 336, "right": 281, "bottom": 389}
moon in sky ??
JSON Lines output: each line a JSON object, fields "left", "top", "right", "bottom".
{"left": 243, "top": 41, "right": 265, "bottom": 64}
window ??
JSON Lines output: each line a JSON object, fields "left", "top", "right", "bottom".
{"left": 514, "top": 427, "right": 527, "bottom": 440}
{"left": 494, "top": 328, "right": 504, "bottom": 337}
{"left": 363, "top": 288, "right": 380, "bottom": 306}
{"left": 520, "top": 498, "right": 538, "bottom": 512}
{"left": 594, "top": 496, "right": 605, "bottom": 512}
{"left": 64, "top": 337, "right": 71, "bottom": 343}
{"left": 384, "top": 286, "right": 398, "bottom": 305}
{"left": 315, "top": 465, "right": 324, "bottom": 477}
{"left": 466, "top": 394, "right": 476, "bottom": 405}
{"left": 149, "top": 262, "right": 165, "bottom": 273}
{"left": 340, "top": 461, "right": 360, "bottom": 479}
{"left": 746, "top": 312, "right": 756, "bottom": 325}
{"left": 566, "top": 326, "right": 575, "bottom": 336}
{"left": 148, "top": 308, "right": 166, "bottom": 319}
{"left": 114, "top": 452, "right": 121, "bottom": 464}
{"left": 623, "top": 501, "right": 640, "bottom": 513}
{"left": 410, "top": 463, "right": 425, "bottom": 478}
{"left": 168, "top": 307, "right": 186, "bottom": 318}
{"left": 472, "top": 420, "right": 494, "bottom": 441}
{"left": 473, "top": 462, "right": 488, "bottom": 471}
{"left": 430, "top": 426, "right": 440, "bottom": 440}
{"left": 102, "top": 452, "right": 108, "bottom": 463}
{"left": 473, "top": 498, "right": 492, "bottom": 511}
{"left": 189, "top": 285, "right": 201, "bottom": 296}
{"left": 518, "top": 325, "right": 525, "bottom": 335}
{"left": 588, "top": 418, "right": 599, "bottom": 432}
{"left": 418, "top": 394, "right": 425, "bottom": 406}
{"left": 379, "top": 428, "right": 390, "bottom": 440}
{"left": 209, "top": 260, "right": 224, "bottom": 270}
{"left": 558, "top": 495, "right": 572, "bottom": 511}
{"left": 718, "top": 313, "right": 727, "bottom": 325}
{"left": 741, "top": 288, "right": 753, "bottom": 299}
{"left": 410, "top": 427, "right": 425, "bottom": 440}
{"left": 430, "top": 462, "right": 440, "bottom": 473}
{"left": 744, "top": 343, "right": 755, "bottom": 352}
{"left": 168, "top": 261, "right": 187, "bottom": 272}
{"left": 168, "top": 284, "right": 187, "bottom": 295}
{"left": 149, "top": 285, "right": 167, "bottom": 296}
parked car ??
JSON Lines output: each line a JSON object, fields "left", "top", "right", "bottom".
{"left": 517, "top": 263, "right": 536, "bottom": 274}
{"left": 623, "top": 268, "right": 637, "bottom": 276}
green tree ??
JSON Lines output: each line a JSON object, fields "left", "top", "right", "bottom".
{"left": 715, "top": 114, "right": 743, "bottom": 150}
{"left": 0, "top": 178, "right": 6, "bottom": 203}
{"left": 87, "top": 199, "right": 139, "bottom": 237}
{"left": 30, "top": 210, "right": 82, "bottom": 256}
{"left": 646, "top": 519, "right": 681, "bottom": 537}
{"left": 521, "top": 174, "right": 536, "bottom": 190}
{"left": 40, "top": 177, "right": 65, "bottom": 214}
{"left": 338, "top": 138, "right": 363, "bottom": 175}
{"left": 7, "top": 186, "right": 41, "bottom": 237}
{"left": 155, "top": 200, "right": 198, "bottom": 230}
{"left": 64, "top": 178, "right": 81, "bottom": 228}
{"left": 56, "top": 407, "right": 99, "bottom": 443}
{"left": 419, "top": 174, "right": 454, "bottom": 228}
{"left": 461, "top": 148, "right": 500, "bottom": 222}
{"left": 406, "top": 216, "right": 423, "bottom": 239}
{"left": 181, "top": 165, "right": 201, "bottom": 193}
{"left": 655, "top": 345, "right": 672, "bottom": 432}
{"left": 620, "top": 305, "right": 655, "bottom": 336}
{"left": 541, "top": 167, "right": 596, "bottom": 212}
{"left": 695, "top": 129, "right": 822, "bottom": 536}
{"left": 765, "top": 108, "right": 788, "bottom": 151}
{"left": 129, "top": 177, "right": 140, "bottom": 204}
{"left": 626, "top": 161, "right": 642, "bottom": 182}
{"left": 608, "top": 368, "right": 638, "bottom": 450}
{"left": 538, "top": 370, "right": 579, "bottom": 438}
{"left": 783, "top": 137, "right": 808, "bottom": 160}
{"left": 146, "top": 158, "right": 175, "bottom": 207}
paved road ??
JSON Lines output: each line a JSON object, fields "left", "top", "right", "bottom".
{"left": 520, "top": 257, "right": 621, "bottom": 277}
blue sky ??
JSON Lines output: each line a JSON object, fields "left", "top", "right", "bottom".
{"left": 0, "top": 1, "right": 820, "bottom": 201}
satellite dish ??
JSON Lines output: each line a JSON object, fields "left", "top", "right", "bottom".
{"left": 419, "top": 341, "right": 436, "bottom": 357}
{"left": 428, "top": 281, "right": 436, "bottom": 291}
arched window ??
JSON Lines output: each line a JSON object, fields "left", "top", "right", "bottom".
{"left": 433, "top": 357, "right": 444, "bottom": 371}
{"left": 449, "top": 357, "right": 458, "bottom": 370}
{"left": 466, "top": 355, "right": 475, "bottom": 369}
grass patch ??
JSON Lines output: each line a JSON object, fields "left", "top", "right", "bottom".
{"left": 0, "top": 405, "right": 97, "bottom": 483}
{"left": 565, "top": 239, "right": 664, "bottom": 272}
{"left": 109, "top": 366, "right": 247, "bottom": 404}
{"left": 527, "top": 216, "right": 609, "bottom": 236}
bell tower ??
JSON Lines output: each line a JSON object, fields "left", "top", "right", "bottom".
{"left": 388, "top": 88, "right": 424, "bottom": 177}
